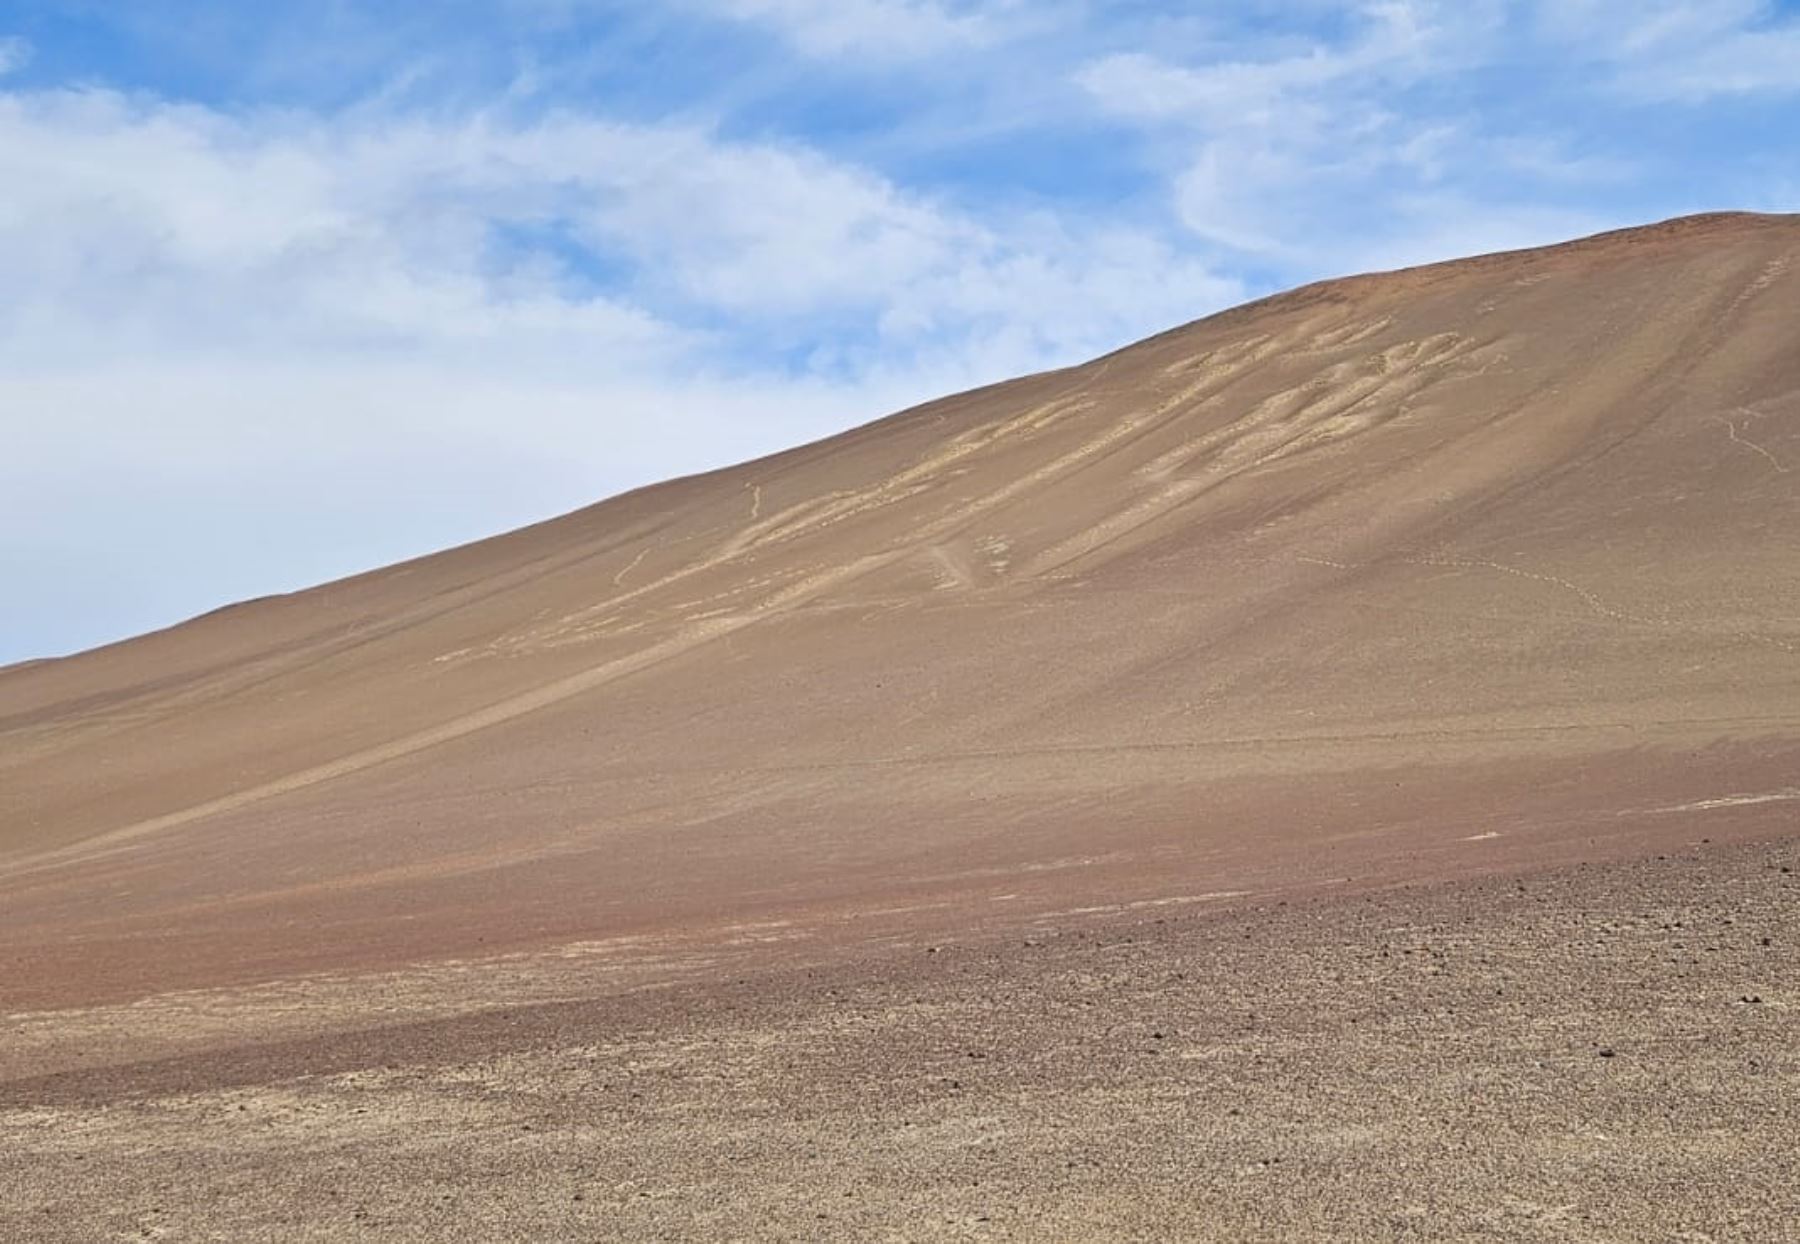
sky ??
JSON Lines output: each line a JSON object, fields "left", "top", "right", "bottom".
{"left": 2, "top": 1, "right": 1798, "bottom": 664}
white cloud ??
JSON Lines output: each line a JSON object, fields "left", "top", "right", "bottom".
{"left": 1073, "top": 3, "right": 1641, "bottom": 264}
{"left": 0, "top": 81, "right": 1237, "bottom": 659}
{"left": 2, "top": 87, "right": 1221, "bottom": 367}
{"left": 0, "top": 37, "right": 29, "bottom": 77}
{"left": 1536, "top": 1, "right": 1800, "bottom": 100}
{"left": 695, "top": 0, "right": 1030, "bottom": 59}
{"left": 1630, "top": 25, "right": 1800, "bottom": 100}
{"left": 1078, "top": 2, "right": 1496, "bottom": 125}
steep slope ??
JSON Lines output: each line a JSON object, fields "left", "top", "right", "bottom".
{"left": 3, "top": 212, "right": 1798, "bottom": 1013}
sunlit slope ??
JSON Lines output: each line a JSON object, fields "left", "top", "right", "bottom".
{"left": 3, "top": 213, "right": 1797, "bottom": 1005}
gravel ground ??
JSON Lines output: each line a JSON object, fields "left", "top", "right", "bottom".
{"left": 4, "top": 838, "right": 1797, "bottom": 1242}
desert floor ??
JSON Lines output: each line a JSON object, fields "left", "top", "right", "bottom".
{"left": 4, "top": 836, "right": 1795, "bottom": 1242}
{"left": 7, "top": 214, "right": 1800, "bottom": 1241}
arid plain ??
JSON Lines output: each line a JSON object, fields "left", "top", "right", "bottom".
{"left": 3, "top": 213, "right": 1798, "bottom": 1239}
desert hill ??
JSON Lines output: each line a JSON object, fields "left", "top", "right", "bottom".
{"left": 3, "top": 212, "right": 1798, "bottom": 1015}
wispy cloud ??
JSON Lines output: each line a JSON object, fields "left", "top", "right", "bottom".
{"left": 1064, "top": 0, "right": 1800, "bottom": 270}
{"left": 0, "top": 84, "right": 1231, "bottom": 374}
{"left": 1074, "top": 4, "right": 1531, "bottom": 261}
{"left": 0, "top": 35, "right": 31, "bottom": 76}
{"left": 1533, "top": 0, "right": 1800, "bottom": 99}
{"left": 690, "top": 0, "right": 1032, "bottom": 60}
{"left": 0, "top": 75, "right": 1235, "bottom": 658}
{"left": 1076, "top": 3, "right": 1486, "bottom": 128}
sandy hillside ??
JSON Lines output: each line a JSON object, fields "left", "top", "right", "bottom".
{"left": 2, "top": 212, "right": 1798, "bottom": 1239}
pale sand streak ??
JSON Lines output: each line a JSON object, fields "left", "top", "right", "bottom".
{"left": 22, "top": 370, "right": 1315, "bottom": 870}
{"left": 1720, "top": 413, "right": 1791, "bottom": 474}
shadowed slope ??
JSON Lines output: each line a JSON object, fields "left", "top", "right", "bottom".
{"left": 3, "top": 212, "right": 1798, "bottom": 1013}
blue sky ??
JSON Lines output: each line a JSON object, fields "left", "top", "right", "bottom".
{"left": 2, "top": 1, "right": 1798, "bottom": 663}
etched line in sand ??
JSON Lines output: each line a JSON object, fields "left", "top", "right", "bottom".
{"left": 1042, "top": 892, "right": 1253, "bottom": 919}
{"left": 930, "top": 545, "right": 977, "bottom": 591}
{"left": 47, "top": 413, "right": 1174, "bottom": 865}
{"left": 719, "top": 393, "right": 1091, "bottom": 561}
{"left": 1724, "top": 254, "right": 1792, "bottom": 317}
{"left": 19, "top": 552, "right": 943, "bottom": 869}
{"left": 611, "top": 547, "right": 650, "bottom": 587}
{"left": 1293, "top": 549, "right": 1798, "bottom": 655}
{"left": 1648, "top": 789, "right": 1800, "bottom": 814}
{"left": 508, "top": 325, "right": 1343, "bottom": 654}
{"left": 32, "top": 392, "right": 1160, "bottom": 861}
{"left": 22, "top": 369, "right": 1330, "bottom": 863}
{"left": 520, "top": 390, "right": 1093, "bottom": 651}
{"left": 1415, "top": 555, "right": 1644, "bottom": 624}
{"left": 1021, "top": 335, "right": 1503, "bottom": 579}
{"left": 1718, "top": 412, "right": 1790, "bottom": 475}
{"left": 1417, "top": 554, "right": 1797, "bottom": 653}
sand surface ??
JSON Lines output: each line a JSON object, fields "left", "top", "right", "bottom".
{"left": 4, "top": 841, "right": 1796, "bottom": 1240}
{"left": 3, "top": 213, "right": 1799, "bottom": 1238}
